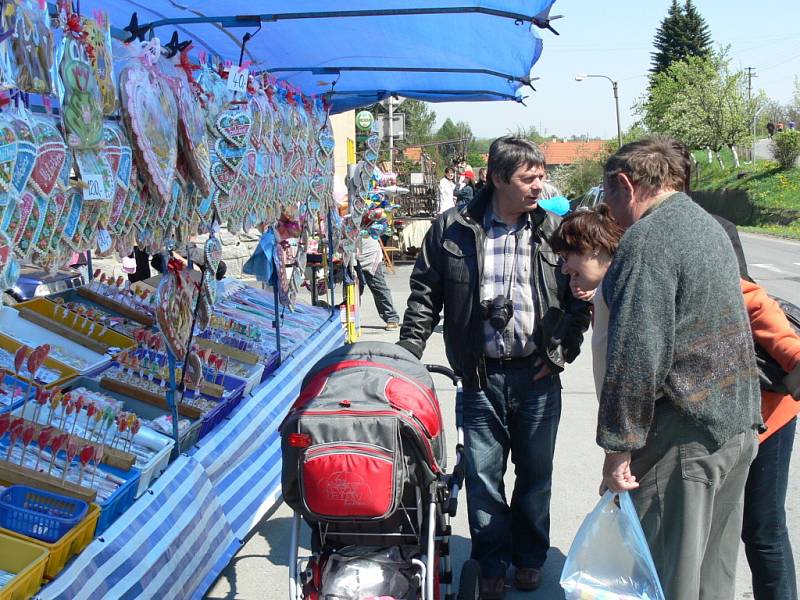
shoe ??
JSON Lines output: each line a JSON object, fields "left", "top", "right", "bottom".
{"left": 385, "top": 322, "right": 399, "bottom": 331}
{"left": 481, "top": 576, "right": 506, "bottom": 600}
{"left": 513, "top": 567, "right": 542, "bottom": 591}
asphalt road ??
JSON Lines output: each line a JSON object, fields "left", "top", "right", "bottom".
{"left": 206, "top": 231, "right": 799, "bottom": 600}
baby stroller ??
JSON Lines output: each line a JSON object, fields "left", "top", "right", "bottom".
{"left": 281, "top": 342, "right": 479, "bottom": 600}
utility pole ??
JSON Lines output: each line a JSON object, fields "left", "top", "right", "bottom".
{"left": 746, "top": 67, "right": 756, "bottom": 102}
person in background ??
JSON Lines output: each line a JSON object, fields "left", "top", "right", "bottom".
{"left": 721, "top": 221, "right": 800, "bottom": 600}
{"left": 399, "top": 136, "right": 590, "bottom": 599}
{"left": 356, "top": 235, "right": 400, "bottom": 331}
{"left": 456, "top": 169, "right": 475, "bottom": 208}
{"left": 767, "top": 122, "right": 776, "bottom": 138}
{"left": 597, "top": 137, "right": 761, "bottom": 600}
{"left": 438, "top": 167, "right": 457, "bottom": 214}
{"left": 475, "top": 167, "right": 488, "bottom": 192}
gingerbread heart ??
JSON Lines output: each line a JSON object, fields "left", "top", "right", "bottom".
{"left": 174, "top": 73, "right": 212, "bottom": 197}
{"left": 60, "top": 39, "right": 104, "bottom": 149}
{"left": 215, "top": 138, "right": 246, "bottom": 172}
{"left": 0, "top": 117, "right": 18, "bottom": 202}
{"left": 120, "top": 64, "right": 177, "bottom": 206}
{"left": 210, "top": 160, "right": 237, "bottom": 196}
{"left": 215, "top": 108, "right": 251, "bottom": 148}
{"left": 155, "top": 265, "right": 196, "bottom": 361}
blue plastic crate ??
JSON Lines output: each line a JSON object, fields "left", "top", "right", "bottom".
{"left": 0, "top": 485, "right": 88, "bottom": 543}
{"left": 95, "top": 464, "right": 140, "bottom": 535}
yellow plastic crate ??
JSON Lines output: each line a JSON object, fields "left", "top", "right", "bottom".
{"left": 0, "top": 503, "right": 99, "bottom": 581}
{"left": 0, "top": 532, "right": 48, "bottom": 600}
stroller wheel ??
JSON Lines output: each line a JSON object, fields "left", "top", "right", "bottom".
{"left": 457, "top": 559, "right": 481, "bottom": 600}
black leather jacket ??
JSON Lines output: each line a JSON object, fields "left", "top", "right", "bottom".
{"left": 398, "top": 188, "right": 591, "bottom": 390}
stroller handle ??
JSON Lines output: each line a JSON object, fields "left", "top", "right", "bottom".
{"left": 425, "top": 364, "right": 460, "bottom": 386}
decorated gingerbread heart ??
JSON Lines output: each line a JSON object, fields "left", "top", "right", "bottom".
{"left": 120, "top": 63, "right": 178, "bottom": 206}
{"left": 155, "top": 260, "right": 197, "bottom": 361}
{"left": 60, "top": 38, "right": 104, "bottom": 149}
{"left": 29, "top": 117, "right": 67, "bottom": 198}
{"left": 214, "top": 107, "right": 252, "bottom": 149}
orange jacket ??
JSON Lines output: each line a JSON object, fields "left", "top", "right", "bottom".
{"left": 741, "top": 279, "right": 800, "bottom": 442}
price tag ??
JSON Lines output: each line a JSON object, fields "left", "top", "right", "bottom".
{"left": 97, "top": 229, "right": 112, "bottom": 253}
{"left": 83, "top": 174, "right": 108, "bottom": 200}
{"left": 227, "top": 67, "right": 249, "bottom": 93}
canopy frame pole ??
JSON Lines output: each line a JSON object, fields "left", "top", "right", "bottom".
{"left": 267, "top": 65, "right": 531, "bottom": 85}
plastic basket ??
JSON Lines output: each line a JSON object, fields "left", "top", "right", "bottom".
{"left": 0, "top": 486, "right": 88, "bottom": 544}
{"left": 0, "top": 503, "right": 99, "bottom": 580}
{"left": 133, "top": 434, "right": 174, "bottom": 499}
{"left": 95, "top": 465, "right": 140, "bottom": 535}
{"left": 0, "top": 532, "right": 49, "bottom": 600}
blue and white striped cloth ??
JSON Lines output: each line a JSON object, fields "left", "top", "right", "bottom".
{"left": 38, "top": 317, "right": 345, "bottom": 600}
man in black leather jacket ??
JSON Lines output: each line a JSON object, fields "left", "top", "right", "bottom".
{"left": 398, "top": 136, "right": 590, "bottom": 598}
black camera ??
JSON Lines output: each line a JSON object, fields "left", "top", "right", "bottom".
{"left": 481, "top": 295, "right": 514, "bottom": 330}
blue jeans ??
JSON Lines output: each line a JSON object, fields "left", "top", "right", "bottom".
{"left": 460, "top": 363, "right": 562, "bottom": 577}
{"left": 742, "top": 417, "right": 797, "bottom": 600}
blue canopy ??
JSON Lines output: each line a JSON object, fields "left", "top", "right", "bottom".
{"left": 76, "top": 1, "right": 557, "bottom": 112}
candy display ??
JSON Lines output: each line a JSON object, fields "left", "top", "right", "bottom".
{"left": 0, "top": 5, "right": 352, "bottom": 596}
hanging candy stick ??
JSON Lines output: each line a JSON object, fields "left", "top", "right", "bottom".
{"left": 0, "top": 415, "right": 10, "bottom": 457}
{"left": 90, "top": 444, "right": 104, "bottom": 487}
{"left": 47, "top": 390, "right": 60, "bottom": 425}
{"left": 62, "top": 437, "right": 79, "bottom": 483}
{"left": 23, "top": 345, "right": 50, "bottom": 417}
{"left": 71, "top": 395, "right": 85, "bottom": 436}
{"left": 35, "top": 427, "right": 54, "bottom": 471}
{"left": 85, "top": 401, "right": 97, "bottom": 435}
{"left": 64, "top": 400, "right": 76, "bottom": 436}
{"left": 19, "top": 424, "right": 35, "bottom": 466}
{"left": 33, "top": 387, "right": 48, "bottom": 424}
{"left": 47, "top": 433, "right": 65, "bottom": 475}
{"left": 6, "top": 421, "right": 22, "bottom": 462}
{"left": 77, "top": 445, "right": 94, "bottom": 486}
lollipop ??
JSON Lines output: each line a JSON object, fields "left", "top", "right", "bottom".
{"left": 35, "top": 427, "right": 54, "bottom": 471}
{"left": 48, "top": 433, "right": 65, "bottom": 475}
{"left": 19, "top": 424, "right": 35, "bottom": 466}
{"left": 6, "top": 421, "right": 22, "bottom": 462}
{"left": 77, "top": 445, "right": 95, "bottom": 486}
{"left": 63, "top": 437, "right": 79, "bottom": 482}
{"left": 126, "top": 418, "right": 141, "bottom": 453}
{"left": 85, "top": 401, "right": 97, "bottom": 435}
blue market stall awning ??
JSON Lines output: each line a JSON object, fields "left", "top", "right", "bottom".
{"left": 77, "top": 0, "right": 557, "bottom": 112}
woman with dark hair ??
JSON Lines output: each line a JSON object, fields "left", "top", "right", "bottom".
{"left": 550, "top": 205, "right": 624, "bottom": 394}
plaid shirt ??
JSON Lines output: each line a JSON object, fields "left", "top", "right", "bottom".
{"left": 481, "top": 207, "right": 538, "bottom": 359}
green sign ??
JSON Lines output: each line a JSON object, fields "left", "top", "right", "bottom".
{"left": 355, "top": 110, "right": 374, "bottom": 131}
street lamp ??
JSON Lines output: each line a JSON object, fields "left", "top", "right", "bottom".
{"left": 575, "top": 73, "right": 622, "bottom": 148}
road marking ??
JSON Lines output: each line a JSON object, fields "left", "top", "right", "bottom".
{"left": 749, "top": 263, "right": 784, "bottom": 273}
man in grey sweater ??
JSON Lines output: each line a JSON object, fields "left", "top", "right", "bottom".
{"left": 598, "top": 138, "right": 762, "bottom": 600}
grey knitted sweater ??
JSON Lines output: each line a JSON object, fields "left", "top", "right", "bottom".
{"left": 599, "top": 192, "right": 761, "bottom": 451}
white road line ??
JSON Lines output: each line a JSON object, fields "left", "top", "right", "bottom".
{"left": 749, "top": 263, "right": 784, "bottom": 273}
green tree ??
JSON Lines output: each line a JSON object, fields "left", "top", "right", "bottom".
{"left": 650, "top": 0, "right": 712, "bottom": 78}
{"left": 639, "top": 50, "right": 759, "bottom": 168}
{"left": 398, "top": 99, "right": 437, "bottom": 144}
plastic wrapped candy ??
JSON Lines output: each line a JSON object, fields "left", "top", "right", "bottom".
{"left": 8, "top": 0, "right": 54, "bottom": 94}
{"left": 81, "top": 12, "right": 116, "bottom": 115}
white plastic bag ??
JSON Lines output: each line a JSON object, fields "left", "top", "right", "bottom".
{"left": 560, "top": 491, "right": 665, "bottom": 600}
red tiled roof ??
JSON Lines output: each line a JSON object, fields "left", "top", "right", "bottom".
{"left": 539, "top": 140, "right": 607, "bottom": 166}
{"left": 403, "top": 147, "right": 422, "bottom": 162}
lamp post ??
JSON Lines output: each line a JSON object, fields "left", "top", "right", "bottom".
{"left": 575, "top": 73, "right": 622, "bottom": 148}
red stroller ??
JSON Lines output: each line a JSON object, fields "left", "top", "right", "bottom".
{"left": 281, "top": 341, "right": 479, "bottom": 600}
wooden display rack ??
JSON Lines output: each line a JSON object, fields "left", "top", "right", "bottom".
{"left": 77, "top": 288, "right": 155, "bottom": 327}
{"left": 0, "top": 462, "right": 97, "bottom": 503}
{"left": 100, "top": 377, "right": 205, "bottom": 420}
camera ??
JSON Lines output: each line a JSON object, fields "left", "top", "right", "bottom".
{"left": 481, "top": 295, "right": 514, "bottom": 330}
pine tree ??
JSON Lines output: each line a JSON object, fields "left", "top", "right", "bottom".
{"left": 682, "top": 0, "right": 712, "bottom": 58}
{"left": 650, "top": 0, "right": 712, "bottom": 78}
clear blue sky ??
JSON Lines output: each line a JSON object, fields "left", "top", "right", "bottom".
{"left": 433, "top": 0, "right": 800, "bottom": 139}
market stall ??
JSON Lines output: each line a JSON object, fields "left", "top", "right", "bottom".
{"left": 0, "top": 1, "right": 557, "bottom": 598}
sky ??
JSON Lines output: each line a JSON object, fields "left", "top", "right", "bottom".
{"left": 433, "top": 0, "right": 800, "bottom": 140}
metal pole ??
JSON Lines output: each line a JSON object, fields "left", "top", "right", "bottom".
{"left": 388, "top": 96, "right": 394, "bottom": 172}
{"left": 612, "top": 80, "right": 622, "bottom": 148}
